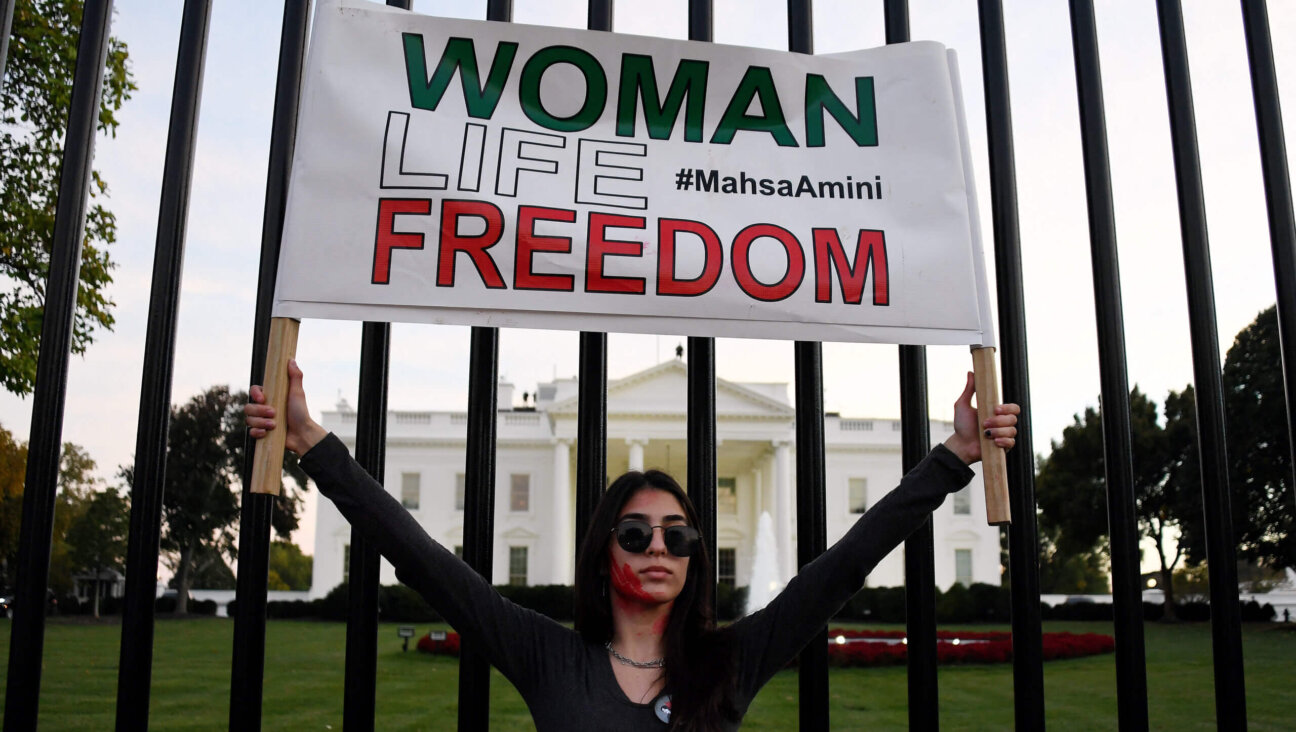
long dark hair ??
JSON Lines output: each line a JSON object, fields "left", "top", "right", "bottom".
{"left": 574, "top": 470, "right": 738, "bottom": 730}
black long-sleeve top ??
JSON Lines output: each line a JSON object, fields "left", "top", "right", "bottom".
{"left": 300, "top": 434, "right": 974, "bottom": 730}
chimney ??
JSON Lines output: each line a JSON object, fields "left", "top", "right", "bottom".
{"left": 497, "top": 378, "right": 515, "bottom": 410}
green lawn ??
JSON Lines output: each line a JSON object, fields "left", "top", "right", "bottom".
{"left": 1, "top": 619, "right": 1292, "bottom": 729}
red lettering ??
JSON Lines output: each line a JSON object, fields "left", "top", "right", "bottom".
{"left": 813, "top": 228, "right": 888, "bottom": 305}
{"left": 657, "top": 219, "right": 722, "bottom": 297}
{"left": 586, "top": 213, "right": 647, "bottom": 294}
{"left": 437, "top": 200, "right": 506, "bottom": 288}
{"left": 371, "top": 198, "right": 431, "bottom": 285}
{"left": 730, "top": 223, "right": 805, "bottom": 302}
{"left": 515, "top": 206, "right": 576, "bottom": 291}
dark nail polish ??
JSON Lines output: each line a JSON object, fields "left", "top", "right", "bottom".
{"left": 984, "top": 429, "right": 992, "bottom": 438}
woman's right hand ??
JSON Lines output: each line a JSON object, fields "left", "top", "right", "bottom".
{"left": 245, "top": 359, "right": 328, "bottom": 456}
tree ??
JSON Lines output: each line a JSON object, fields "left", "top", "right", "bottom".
{"left": 1173, "top": 306, "right": 1294, "bottom": 570}
{"left": 65, "top": 486, "right": 128, "bottom": 617}
{"left": 268, "top": 541, "right": 312, "bottom": 591}
{"left": 1035, "top": 388, "right": 1197, "bottom": 619}
{"left": 0, "top": 426, "right": 100, "bottom": 594}
{"left": 166, "top": 544, "right": 234, "bottom": 591}
{"left": 49, "top": 441, "right": 100, "bottom": 595}
{"left": 1, "top": 0, "right": 135, "bottom": 395}
{"left": 123, "top": 386, "right": 306, "bottom": 614}
{"left": 0, "top": 424, "right": 27, "bottom": 586}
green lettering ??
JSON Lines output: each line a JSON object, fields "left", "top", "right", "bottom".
{"left": 616, "top": 55, "right": 709, "bottom": 142}
{"left": 710, "top": 66, "right": 798, "bottom": 147}
{"left": 805, "top": 75, "right": 877, "bottom": 147}
{"left": 519, "top": 46, "right": 607, "bottom": 132}
{"left": 403, "top": 35, "right": 518, "bottom": 118}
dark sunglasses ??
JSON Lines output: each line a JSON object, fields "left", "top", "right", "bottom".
{"left": 611, "top": 520, "right": 700, "bottom": 557}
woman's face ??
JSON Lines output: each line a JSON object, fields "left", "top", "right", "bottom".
{"left": 607, "top": 487, "right": 692, "bottom": 607}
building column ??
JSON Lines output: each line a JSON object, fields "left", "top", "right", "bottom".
{"left": 774, "top": 440, "right": 793, "bottom": 583}
{"left": 627, "top": 439, "right": 646, "bottom": 472}
{"left": 552, "top": 439, "right": 572, "bottom": 584}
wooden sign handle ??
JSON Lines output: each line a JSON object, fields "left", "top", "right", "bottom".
{"left": 251, "top": 317, "right": 300, "bottom": 496}
{"left": 973, "top": 347, "right": 1011, "bottom": 525}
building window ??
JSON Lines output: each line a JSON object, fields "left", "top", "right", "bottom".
{"left": 954, "top": 549, "right": 973, "bottom": 587}
{"left": 508, "top": 546, "right": 528, "bottom": 586}
{"left": 717, "top": 548, "right": 736, "bottom": 588}
{"left": 717, "top": 477, "right": 737, "bottom": 514}
{"left": 849, "top": 478, "right": 868, "bottom": 513}
{"left": 510, "top": 474, "right": 530, "bottom": 512}
{"left": 342, "top": 543, "right": 350, "bottom": 584}
{"left": 953, "top": 486, "right": 972, "bottom": 515}
{"left": 455, "top": 473, "right": 465, "bottom": 511}
{"left": 401, "top": 472, "right": 420, "bottom": 509}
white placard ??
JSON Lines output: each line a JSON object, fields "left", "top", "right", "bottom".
{"left": 274, "top": 0, "right": 994, "bottom": 347}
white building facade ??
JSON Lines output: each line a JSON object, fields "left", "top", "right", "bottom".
{"left": 309, "top": 359, "right": 1002, "bottom": 598}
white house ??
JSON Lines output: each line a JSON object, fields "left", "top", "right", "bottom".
{"left": 309, "top": 357, "right": 1001, "bottom": 599}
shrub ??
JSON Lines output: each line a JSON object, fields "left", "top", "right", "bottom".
{"left": 417, "top": 631, "right": 461, "bottom": 656}
{"left": 715, "top": 584, "right": 748, "bottom": 621}
{"left": 496, "top": 584, "right": 573, "bottom": 621}
{"left": 824, "top": 628, "right": 1113, "bottom": 667}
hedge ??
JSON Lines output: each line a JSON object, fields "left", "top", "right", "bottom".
{"left": 240, "top": 582, "right": 1276, "bottom": 625}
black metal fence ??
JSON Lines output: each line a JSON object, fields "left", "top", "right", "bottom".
{"left": 4, "top": 0, "right": 1292, "bottom": 729}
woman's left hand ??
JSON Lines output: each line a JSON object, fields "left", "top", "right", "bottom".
{"left": 943, "top": 372, "right": 1019, "bottom": 465}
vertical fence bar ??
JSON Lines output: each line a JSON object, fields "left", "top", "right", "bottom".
{"left": 230, "top": 2, "right": 311, "bottom": 728}
{"left": 0, "top": 0, "right": 13, "bottom": 88}
{"left": 1067, "top": 2, "right": 1150, "bottom": 728}
{"left": 456, "top": 5, "right": 510, "bottom": 729}
{"left": 793, "top": 342, "right": 829, "bottom": 732}
{"left": 458, "top": 328, "right": 499, "bottom": 730}
{"left": 688, "top": 0, "right": 712, "bottom": 44}
{"left": 338, "top": 11, "right": 406, "bottom": 732}
{"left": 114, "top": 2, "right": 212, "bottom": 728}
{"left": 882, "top": 3, "right": 940, "bottom": 727}
{"left": 686, "top": 0, "right": 717, "bottom": 583}
{"left": 1240, "top": 0, "right": 1296, "bottom": 506}
{"left": 574, "top": 0, "right": 611, "bottom": 561}
{"left": 687, "top": 340, "right": 717, "bottom": 571}
{"left": 2, "top": 2, "right": 114, "bottom": 728}
{"left": 977, "top": 1, "right": 1046, "bottom": 728}
{"left": 588, "top": 0, "right": 612, "bottom": 35}
{"left": 575, "top": 332, "right": 608, "bottom": 560}
{"left": 344, "top": 322, "right": 391, "bottom": 731}
{"left": 787, "top": 4, "right": 829, "bottom": 729}
{"left": 1154, "top": 2, "right": 1248, "bottom": 726}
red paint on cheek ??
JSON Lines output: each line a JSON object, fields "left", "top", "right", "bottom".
{"left": 610, "top": 560, "right": 655, "bottom": 603}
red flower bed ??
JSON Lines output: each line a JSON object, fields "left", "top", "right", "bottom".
{"left": 417, "top": 631, "right": 461, "bottom": 657}
{"left": 825, "top": 629, "right": 1113, "bottom": 667}
{"left": 417, "top": 628, "right": 1114, "bottom": 667}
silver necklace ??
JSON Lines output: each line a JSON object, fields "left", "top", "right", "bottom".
{"left": 605, "top": 641, "right": 665, "bottom": 669}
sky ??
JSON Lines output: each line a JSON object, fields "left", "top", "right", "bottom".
{"left": 1, "top": 0, "right": 1293, "bottom": 558}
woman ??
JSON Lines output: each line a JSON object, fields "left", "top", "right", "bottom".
{"left": 246, "top": 360, "right": 1018, "bottom": 730}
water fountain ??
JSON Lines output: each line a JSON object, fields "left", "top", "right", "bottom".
{"left": 744, "top": 511, "right": 783, "bottom": 615}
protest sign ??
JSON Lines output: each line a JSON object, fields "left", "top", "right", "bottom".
{"left": 273, "top": 0, "right": 995, "bottom": 347}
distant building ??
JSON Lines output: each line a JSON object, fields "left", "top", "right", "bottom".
{"left": 310, "top": 358, "right": 1001, "bottom": 598}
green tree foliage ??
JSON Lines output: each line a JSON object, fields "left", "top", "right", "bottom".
{"left": 49, "top": 441, "right": 99, "bottom": 595}
{"left": 0, "top": 425, "right": 28, "bottom": 584}
{"left": 268, "top": 541, "right": 312, "bottom": 591}
{"left": 122, "top": 386, "right": 306, "bottom": 613}
{"left": 1035, "top": 388, "right": 1197, "bottom": 618}
{"left": 65, "top": 485, "right": 128, "bottom": 617}
{"left": 1173, "top": 306, "right": 1294, "bottom": 570}
{"left": 0, "top": 426, "right": 100, "bottom": 594}
{"left": 1, "top": 0, "right": 135, "bottom": 395}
